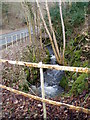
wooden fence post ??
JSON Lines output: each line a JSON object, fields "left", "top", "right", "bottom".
{"left": 5, "top": 37, "right": 7, "bottom": 50}
{"left": 11, "top": 36, "right": 13, "bottom": 47}
{"left": 16, "top": 34, "right": 18, "bottom": 45}
{"left": 39, "top": 62, "right": 47, "bottom": 119}
{"left": 20, "top": 33, "right": 21, "bottom": 43}
{"left": 21, "top": 33, "right": 23, "bottom": 42}
{"left": 24, "top": 33, "right": 26, "bottom": 42}
{"left": 27, "top": 32, "right": 29, "bottom": 40}
{"left": 26, "top": 32, "right": 28, "bottom": 41}
{"left": 22, "top": 32, "right": 25, "bottom": 42}
{"left": 25, "top": 33, "right": 27, "bottom": 41}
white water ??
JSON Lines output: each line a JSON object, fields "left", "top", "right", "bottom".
{"left": 31, "top": 45, "right": 64, "bottom": 97}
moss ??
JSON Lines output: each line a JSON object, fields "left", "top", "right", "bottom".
{"left": 43, "top": 49, "right": 50, "bottom": 64}
{"left": 69, "top": 49, "right": 82, "bottom": 66}
{"left": 25, "top": 69, "right": 30, "bottom": 78}
{"left": 29, "top": 67, "right": 39, "bottom": 85}
{"left": 33, "top": 54, "right": 36, "bottom": 62}
{"left": 74, "top": 50, "right": 82, "bottom": 60}
{"left": 59, "top": 75, "right": 69, "bottom": 91}
{"left": 46, "top": 48, "right": 50, "bottom": 56}
{"left": 70, "top": 73, "right": 88, "bottom": 95}
{"left": 22, "top": 84, "right": 29, "bottom": 92}
{"left": 64, "top": 34, "right": 89, "bottom": 96}
{"left": 83, "top": 61, "right": 88, "bottom": 67}
{"left": 72, "top": 73, "right": 77, "bottom": 81}
{"left": 73, "top": 61, "right": 81, "bottom": 67}
{"left": 19, "top": 84, "right": 29, "bottom": 92}
{"left": 43, "top": 57, "right": 50, "bottom": 64}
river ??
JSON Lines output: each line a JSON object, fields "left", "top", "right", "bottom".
{"left": 31, "top": 45, "right": 64, "bottom": 98}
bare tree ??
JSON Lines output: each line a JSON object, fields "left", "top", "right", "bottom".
{"left": 46, "top": 0, "right": 61, "bottom": 63}
{"left": 38, "top": 9, "right": 43, "bottom": 49}
{"left": 21, "top": 2, "right": 32, "bottom": 44}
{"left": 36, "top": 0, "right": 61, "bottom": 64}
{"left": 59, "top": 0, "right": 66, "bottom": 65}
{"left": 21, "top": 2, "right": 38, "bottom": 58}
{"left": 22, "top": 0, "right": 65, "bottom": 65}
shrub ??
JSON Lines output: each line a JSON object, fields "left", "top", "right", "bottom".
{"left": 59, "top": 75, "right": 69, "bottom": 90}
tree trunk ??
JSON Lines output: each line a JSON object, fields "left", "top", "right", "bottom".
{"left": 59, "top": 0, "right": 66, "bottom": 65}
{"left": 21, "top": 2, "right": 32, "bottom": 44}
{"left": 46, "top": 0, "right": 61, "bottom": 63}
{"left": 36, "top": 0, "right": 61, "bottom": 64}
{"left": 38, "top": 10, "right": 43, "bottom": 49}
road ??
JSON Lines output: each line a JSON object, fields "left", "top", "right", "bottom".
{"left": 0, "top": 28, "right": 33, "bottom": 47}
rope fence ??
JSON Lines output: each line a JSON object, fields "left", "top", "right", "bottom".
{"left": 0, "top": 59, "right": 90, "bottom": 73}
{"left": 0, "top": 59, "right": 90, "bottom": 118}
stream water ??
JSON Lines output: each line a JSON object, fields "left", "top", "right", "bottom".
{"left": 31, "top": 45, "right": 64, "bottom": 97}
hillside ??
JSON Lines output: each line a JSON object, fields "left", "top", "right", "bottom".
{"left": 1, "top": 2, "right": 27, "bottom": 34}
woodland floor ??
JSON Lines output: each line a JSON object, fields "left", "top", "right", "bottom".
{"left": 1, "top": 89, "right": 90, "bottom": 120}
